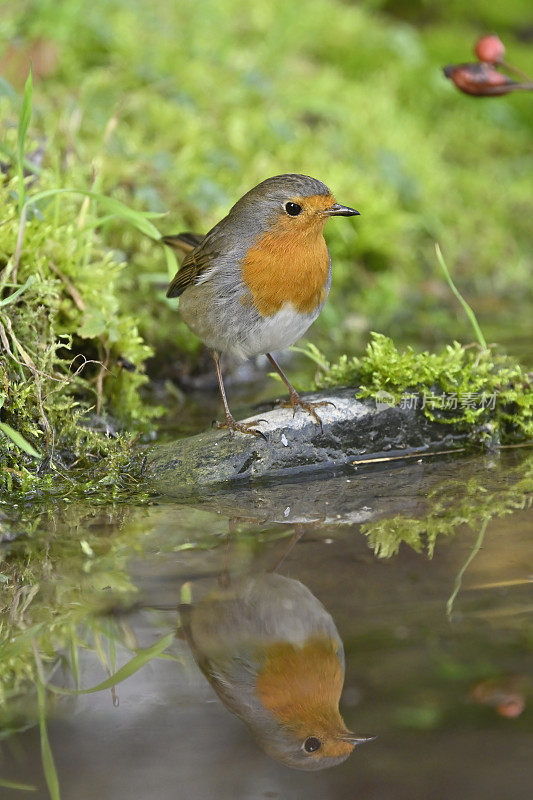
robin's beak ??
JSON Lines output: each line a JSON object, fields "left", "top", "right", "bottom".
{"left": 324, "top": 203, "right": 360, "bottom": 217}
{"left": 338, "top": 734, "right": 376, "bottom": 746}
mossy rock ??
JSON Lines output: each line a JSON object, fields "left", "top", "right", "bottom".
{"left": 145, "top": 389, "right": 468, "bottom": 495}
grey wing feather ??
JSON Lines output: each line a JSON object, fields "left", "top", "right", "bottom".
{"left": 165, "top": 223, "right": 228, "bottom": 298}
{"left": 179, "top": 602, "right": 259, "bottom": 714}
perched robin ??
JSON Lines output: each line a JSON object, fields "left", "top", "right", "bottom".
{"left": 164, "top": 174, "right": 359, "bottom": 437}
{"left": 180, "top": 572, "right": 373, "bottom": 770}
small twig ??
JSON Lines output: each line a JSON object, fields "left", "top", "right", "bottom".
{"left": 48, "top": 262, "right": 86, "bottom": 311}
{"left": 501, "top": 59, "right": 532, "bottom": 83}
{"left": 268, "top": 524, "right": 306, "bottom": 573}
{"left": 471, "top": 577, "right": 533, "bottom": 590}
{"left": 0, "top": 318, "right": 64, "bottom": 382}
{"left": 103, "top": 101, "right": 125, "bottom": 145}
{"left": 1, "top": 315, "right": 52, "bottom": 448}
{"left": 42, "top": 355, "right": 105, "bottom": 402}
{"left": 352, "top": 447, "right": 465, "bottom": 466}
{"left": 31, "top": 639, "right": 47, "bottom": 684}
{"left": 95, "top": 343, "right": 110, "bottom": 415}
{"left": 77, "top": 163, "right": 98, "bottom": 230}
{"left": 0, "top": 318, "right": 12, "bottom": 355}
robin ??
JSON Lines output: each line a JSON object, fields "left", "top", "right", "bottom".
{"left": 164, "top": 174, "right": 359, "bottom": 437}
{"left": 179, "top": 572, "right": 373, "bottom": 770}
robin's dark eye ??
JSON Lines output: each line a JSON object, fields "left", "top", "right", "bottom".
{"left": 284, "top": 202, "right": 302, "bottom": 217}
{"left": 303, "top": 737, "right": 322, "bottom": 753}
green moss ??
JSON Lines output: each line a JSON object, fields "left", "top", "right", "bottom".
{"left": 362, "top": 451, "right": 533, "bottom": 559}
{"left": 0, "top": 168, "right": 160, "bottom": 499}
{"left": 0, "top": 503, "right": 143, "bottom": 720}
{"left": 307, "top": 333, "right": 532, "bottom": 444}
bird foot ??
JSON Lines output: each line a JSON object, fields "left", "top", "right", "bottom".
{"left": 278, "top": 394, "right": 335, "bottom": 431}
{"left": 216, "top": 415, "right": 267, "bottom": 440}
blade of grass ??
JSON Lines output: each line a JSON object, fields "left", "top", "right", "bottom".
{"left": 0, "top": 779, "right": 36, "bottom": 791}
{"left": 180, "top": 582, "right": 192, "bottom": 604}
{"left": 25, "top": 189, "right": 163, "bottom": 240}
{"left": 109, "top": 634, "right": 117, "bottom": 675}
{"left": 17, "top": 68, "right": 33, "bottom": 215}
{"left": 69, "top": 629, "right": 80, "bottom": 691}
{"left": 435, "top": 243, "right": 487, "bottom": 349}
{"left": 0, "top": 623, "right": 44, "bottom": 660}
{"left": 290, "top": 343, "right": 331, "bottom": 370}
{"left": 36, "top": 679, "right": 61, "bottom": 800}
{"left": 46, "top": 632, "right": 174, "bottom": 696}
{"left": 83, "top": 210, "right": 165, "bottom": 231}
{"left": 0, "top": 422, "right": 41, "bottom": 458}
{"left": 163, "top": 243, "right": 179, "bottom": 280}
{"left": 92, "top": 628, "right": 110, "bottom": 675}
{"left": 0, "top": 275, "right": 36, "bottom": 307}
{"left": 108, "top": 632, "right": 119, "bottom": 706}
{"left": 446, "top": 518, "right": 489, "bottom": 621}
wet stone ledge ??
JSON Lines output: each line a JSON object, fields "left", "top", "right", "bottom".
{"left": 144, "top": 389, "right": 468, "bottom": 496}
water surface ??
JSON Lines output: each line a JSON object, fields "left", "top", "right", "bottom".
{"left": 0, "top": 449, "right": 532, "bottom": 799}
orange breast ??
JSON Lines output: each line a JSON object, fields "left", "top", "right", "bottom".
{"left": 255, "top": 636, "right": 351, "bottom": 758}
{"left": 240, "top": 212, "right": 331, "bottom": 317}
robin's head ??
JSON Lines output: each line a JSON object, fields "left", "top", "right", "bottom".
{"left": 228, "top": 174, "right": 359, "bottom": 237}
{"left": 229, "top": 174, "right": 359, "bottom": 316}
{"left": 251, "top": 704, "right": 373, "bottom": 771}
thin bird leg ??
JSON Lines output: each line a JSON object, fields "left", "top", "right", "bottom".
{"left": 268, "top": 524, "right": 306, "bottom": 573}
{"left": 218, "top": 532, "right": 232, "bottom": 588}
{"left": 211, "top": 351, "right": 266, "bottom": 439}
{"left": 266, "top": 353, "right": 334, "bottom": 431}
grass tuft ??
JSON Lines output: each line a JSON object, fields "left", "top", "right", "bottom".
{"left": 435, "top": 244, "right": 488, "bottom": 350}
{"left": 16, "top": 67, "right": 33, "bottom": 215}
{"left": 1, "top": 76, "right": 163, "bottom": 500}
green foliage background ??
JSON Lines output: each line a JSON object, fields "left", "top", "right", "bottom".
{"left": 1, "top": 0, "right": 532, "bottom": 491}
{"left": 1, "top": 5, "right": 532, "bottom": 790}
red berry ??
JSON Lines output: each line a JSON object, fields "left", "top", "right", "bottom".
{"left": 475, "top": 34, "right": 505, "bottom": 64}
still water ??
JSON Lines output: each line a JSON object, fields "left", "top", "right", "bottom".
{"left": 0, "top": 449, "right": 532, "bottom": 799}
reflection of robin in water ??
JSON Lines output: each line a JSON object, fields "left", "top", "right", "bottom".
{"left": 179, "top": 553, "right": 373, "bottom": 770}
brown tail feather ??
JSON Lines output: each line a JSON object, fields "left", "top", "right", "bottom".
{"left": 161, "top": 232, "right": 204, "bottom": 256}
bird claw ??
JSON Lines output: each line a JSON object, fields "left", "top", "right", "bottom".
{"left": 279, "top": 396, "right": 333, "bottom": 432}
{"left": 216, "top": 416, "right": 267, "bottom": 440}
